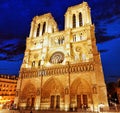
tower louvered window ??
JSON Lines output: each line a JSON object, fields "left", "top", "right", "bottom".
{"left": 73, "top": 14, "right": 76, "bottom": 28}
{"left": 79, "top": 13, "right": 83, "bottom": 26}
{"left": 36, "top": 23, "right": 40, "bottom": 37}
{"left": 42, "top": 22, "right": 46, "bottom": 35}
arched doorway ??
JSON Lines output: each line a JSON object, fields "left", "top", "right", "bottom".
{"left": 20, "top": 83, "right": 36, "bottom": 109}
{"left": 42, "top": 77, "right": 64, "bottom": 110}
{"left": 70, "top": 78, "right": 92, "bottom": 110}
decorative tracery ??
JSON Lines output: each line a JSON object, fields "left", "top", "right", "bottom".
{"left": 50, "top": 52, "right": 64, "bottom": 64}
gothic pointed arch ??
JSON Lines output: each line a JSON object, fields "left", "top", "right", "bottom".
{"left": 70, "top": 78, "right": 91, "bottom": 95}
{"left": 42, "top": 77, "right": 64, "bottom": 97}
{"left": 19, "top": 83, "right": 37, "bottom": 108}
{"left": 70, "top": 78, "right": 92, "bottom": 108}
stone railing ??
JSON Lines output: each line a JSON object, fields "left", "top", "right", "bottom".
{"left": 20, "top": 62, "right": 94, "bottom": 79}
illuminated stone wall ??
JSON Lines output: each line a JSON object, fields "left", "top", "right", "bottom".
{"left": 14, "top": 2, "right": 108, "bottom": 111}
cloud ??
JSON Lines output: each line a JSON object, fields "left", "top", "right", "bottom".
{"left": 88, "top": 0, "right": 120, "bottom": 43}
{"left": 105, "top": 16, "right": 119, "bottom": 24}
{"left": 96, "top": 35, "right": 117, "bottom": 43}
{"left": 97, "top": 38, "right": 120, "bottom": 82}
{"left": 95, "top": 16, "right": 120, "bottom": 43}
{"left": 91, "top": 0, "right": 120, "bottom": 21}
{"left": 0, "top": 0, "right": 119, "bottom": 43}
{"left": 0, "top": 39, "right": 25, "bottom": 61}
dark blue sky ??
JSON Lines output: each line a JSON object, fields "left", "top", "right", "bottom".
{"left": 0, "top": 0, "right": 120, "bottom": 82}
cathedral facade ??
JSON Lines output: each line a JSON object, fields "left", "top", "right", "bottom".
{"left": 14, "top": 2, "right": 108, "bottom": 111}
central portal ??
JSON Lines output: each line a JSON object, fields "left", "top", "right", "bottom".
{"left": 50, "top": 95, "right": 60, "bottom": 109}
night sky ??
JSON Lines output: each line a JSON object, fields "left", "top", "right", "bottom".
{"left": 0, "top": 0, "right": 120, "bottom": 82}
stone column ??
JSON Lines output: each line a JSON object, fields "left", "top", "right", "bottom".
{"left": 40, "top": 23, "right": 43, "bottom": 36}
{"left": 29, "top": 21, "right": 35, "bottom": 37}
{"left": 92, "top": 93, "right": 99, "bottom": 111}
{"left": 14, "top": 78, "right": 22, "bottom": 108}
{"left": 82, "top": 9, "right": 86, "bottom": 26}
{"left": 64, "top": 88, "right": 70, "bottom": 111}
{"left": 64, "top": 61, "right": 71, "bottom": 111}
{"left": 70, "top": 12, "right": 72, "bottom": 28}
{"left": 38, "top": 23, "right": 41, "bottom": 37}
{"left": 76, "top": 12, "right": 79, "bottom": 27}
{"left": 65, "top": 12, "right": 69, "bottom": 30}
{"left": 34, "top": 96, "right": 40, "bottom": 110}
{"left": 87, "top": 7, "right": 92, "bottom": 24}
{"left": 33, "top": 23, "right": 38, "bottom": 37}
{"left": 45, "top": 21, "right": 48, "bottom": 33}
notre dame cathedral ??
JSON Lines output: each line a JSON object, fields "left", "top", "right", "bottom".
{"left": 14, "top": 2, "right": 108, "bottom": 111}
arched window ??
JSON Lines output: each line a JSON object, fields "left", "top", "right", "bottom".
{"left": 52, "top": 28, "right": 54, "bottom": 33}
{"left": 61, "top": 37, "right": 64, "bottom": 44}
{"left": 80, "top": 35, "right": 82, "bottom": 40}
{"left": 79, "top": 13, "right": 83, "bottom": 26}
{"left": 38, "top": 60, "right": 41, "bottom": 67}
{"left": 80, "top": 33, "right": 82, "bottom": 40}
{"left": 58, "top": 37, "right": 64, "bottom": 45}
{"left": 58, "top": 38, "right": 60, "bottom": 45}
{"left": 36, "top": 23, "right": 40, "bottom": 37}
{"left": 73, "top": 35, "right": 76, "bottom": 42}
{"left": 72, "top": 14, "right": 76, "bottom": 28}
{"left": 42, "top": 22, "right": 46, "bottom": 35}
{"left": 32, "top": 61, "right": 35, "bottom": 67}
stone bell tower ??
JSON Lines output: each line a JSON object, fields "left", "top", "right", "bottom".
{"left": 14, "top": 2, "right": 108, "bottom": 111}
